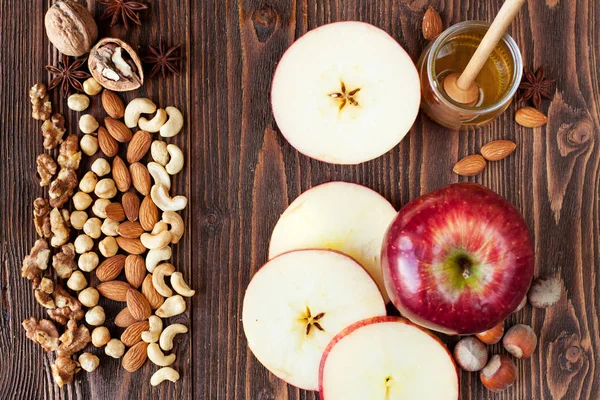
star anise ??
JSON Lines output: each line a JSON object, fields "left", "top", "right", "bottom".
{"left": 99, "top": 0, "right": 148, "bottom": 30}
{"left": 518, "top": 67, "right": 555, "bottom": 109}
{"left": 143, "top": 39, "right": 182, "bottom": 78}
{"left": 45, "top": 55, "right": 90, "bottom": 98}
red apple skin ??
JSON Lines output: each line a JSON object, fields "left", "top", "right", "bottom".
{"left": 381, "top": 183, "right": 534, "bottom": 335}
{"left": 318, "top": 316, "right": 458, "bottom": 399}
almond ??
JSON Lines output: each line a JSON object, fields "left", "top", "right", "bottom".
{"left": 125, "top": 255, "right": 146, "bottom": 288}
{"left": 112, "top": 156, "right": 131, "bottom": 192}
{"left": 516, "top": 107, "right": 548, "bottom": 128}
{"left": 115, "top": 307, "right": 137, "bottom": 328}
{"left": 98, "top": 126, "right": 118, "bottom": 157}
{"left": 127, "top": 288, "right": 152, "bottom": 320}
{"left": 121, "top": 320, "right": 150, "bottom": 347}
{"left": 481, "top": 140, "right": 517, "bottom": 161}
{"left": 96, "top": 254, "right": 127, "bottom": 282}
{"left": 122, "top": 341, "right": 149, "bottom": 372}
{"left": 127, "top": 130, "right": 152, "bottom": 164}
{"left": 122, "top": 191, "right": 141, "bottom": 221}
{"left": 97, "top": 281, "right": 131, "bottom": 302}
{"left": 118, "top": 221, "right": 145, "bottom": 239}
{"left": 130, "top": 162, "right": 152, "bottom": 196}
{"left": 102, "top": 90, "right": 125, "bottom": 119}
{"left": 453, "top": 154, "right": 487, "bottom": 176}
{"left": 105, "top": 117, "right": 132, "bottom": 143}
{"left": 423, "top": 6, "right": 443, "bottom": 40}
{"left": 116, "top": 237, "right": 146, "bottom": 255}
{"left": 139, "top": 196, "right": 160, "bottom": 231}
{"left": 105, "top": 202, "right": 126, "bottom": 222}
{"left": 142, "top": 274, "right": 164, "bottom": 310}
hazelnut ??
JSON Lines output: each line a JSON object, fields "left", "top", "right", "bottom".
{"left": 66, "top": 270, "right": 87, "bottom": 291}
{"left": 105, "top": 338, "right": 125, "bottom": 358}
{"left": 83, "top": 77, "right": 103, "bottom": 96}
{"left": 453, "top": 337, "right": 488, "bottom": 372}
{"left": 101, "top": 218, "right": 120, "bottom": 237}
{"left": 99, "top": 236, "right": 119, "bottom": 258}
{"left": 92, "top": 326, "right": 111, "bottom": 348}
{"left": 85, "top": 306, "right": 106, "bottom": 326}
{"left": 78, "top": 353, "right": 99, "bottom": 372}
{"left": 92, "top": 199, "right": 111, "bottom": 219}
{"left": 95, "top": 178, "right": 117, "bottom": 199}
{"left": 503, "top": 324, "right": 537, "bottom": 359}
{"left": 475, "top": 321, "right": 504, "bottom": 344}
{"left": 79, "top": 171, "right": 98, "bottom": 193}
{"left": 80, "top": 135, "right": 99, "bottom": 156}
{"left": 91, "top": 158, "right": 111, "bottom": 177}
{"left": 528, "top": 276, "right": 562, "bottom": 308}
{"left": 44, "top": 0, "right": 98, "bottom": 56}
{"left": 67, "top": 93, "right": 90, "bottom": 112}
{"left": 78, "top": 251, "right": 99, "bottom": 272}
{"left": 70, "top": 210, "right": 88, "bottom": 230}
{"left": 480, "top": 355, "right": 516, "bottom": 392}
{"left": 74, "top": 234, "right": 94, "bottom": 254}
{"left": 73, "top": 191, "right": 93, "bottom": 211}
{"left": 78, "top": 287, "right": 99, "bottom": 307}
{"left": 79, "top": 114, "right": 99, "bottom": 134}
{"left": 83, "top": 217, "right": 102, "bottom": 239}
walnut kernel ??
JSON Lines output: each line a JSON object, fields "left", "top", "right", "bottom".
{"left": 50, "top": 208, "right": 70, "bottom": 248}
{"left": 30, "top": 83, "right": 52, "bottom": 120}
{"left": 49, "top": 168, "right": 78, "bottom": 208}
{"left": 41, "top": 113, "right": 66, "bottom": 150}
{"left": 22, "top": 239, "right": 51, "bottom": 280}
{"left": 58, "top": 134, "right": 82, "bottom": 170}
{"left": 36, "top": 154, "right": 57, "bottom": 187}
{"left": 52, "top": 243, "right": 77, "bottom": 279}
{"left": 33, "top": 198, "right": 52, "bottom": 238}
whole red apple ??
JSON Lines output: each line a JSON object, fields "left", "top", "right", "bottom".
{"left": 381, "top": 183, "right": 534, "bottom": 335}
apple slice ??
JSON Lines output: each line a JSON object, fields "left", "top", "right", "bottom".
{"left": 243, "top": 250, "right": 386, "bottom": 391}
{"left": 269, "top": 181, "right": 397, "bottom": 302}
{"left": 319, "top": 317, "right": 459, "bottom": 400}
{"left": 271, "top": 21, "right": 420, "bottom": 165}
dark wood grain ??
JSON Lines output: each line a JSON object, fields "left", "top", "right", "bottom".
{"left": 1, "top": 0, "right": 599, "bottom": 399}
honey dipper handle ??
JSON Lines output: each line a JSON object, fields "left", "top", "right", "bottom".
{"left": 456, "top": 0, "right": 526, "bottom": 90}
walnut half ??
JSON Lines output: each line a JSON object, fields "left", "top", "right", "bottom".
{"left": 41, "top": 113, "right": 66, "bottom": 150}
{"left": 47, "top": 284, "right": 84, "bottom": 324}
{"left": 52, "top": 243, "right": 76, "bottom": 278}
{"left": 30, "top": 83, "right": 52, "bottom": 121}
{"left": 33, "top": 198, "right": 52, "bottom": 238}
{"left": 50, "top": 208, "right": 70, "bottom": 248}
{"left": 22, "top": 317, "right": 60, "bottom": 352}
{"left": 49, "top": 168, "right": 78, "bottom": 208}
{"left": 51, "top": 356, "right": 80, "bottom": 387}
{"left": 57, "top": 134, "right": 82, "bottom": 170}
{"left": 36, "top": 154, "right": 57, "bottom": 187}
{"left": 22, "top": 239, "right": 51, "bottom": 280}
{"left": 56, "top": 319, "right": 91, "bottom": 357}
{"left": 89, "top": 38, "right": 143, "bottom": 92}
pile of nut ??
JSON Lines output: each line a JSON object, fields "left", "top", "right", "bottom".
{"left": 452, "top": 275, "right": 562, "bottom": 392}
{"left": 24, "top": 77, "right": 193, "bottom": 387}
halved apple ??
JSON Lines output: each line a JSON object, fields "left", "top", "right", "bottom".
{"left": 319, "top": 316, "right": 459, "bottom": 399}
{"left": 269, "top": 181, "right": 397, "bottom": 302}
{"left": 242, "top": 250, "right": 386, "bottom": 391}
{"left": 271, "top": 21, "right": 421, "bottom": 165}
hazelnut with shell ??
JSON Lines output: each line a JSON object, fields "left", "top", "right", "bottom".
{"left": 44, "top": 0, "right": 98, "bottom": 57}
{"left": 88, "top": 38, "right": 144, "bottom": 92}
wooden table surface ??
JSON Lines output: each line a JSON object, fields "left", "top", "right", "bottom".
{"left": 1, "top": 0, "right": 599, "bottom": 399}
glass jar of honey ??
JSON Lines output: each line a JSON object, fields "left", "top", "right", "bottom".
{"left": 417, "top": 21, "right": 523, "bottom": 129}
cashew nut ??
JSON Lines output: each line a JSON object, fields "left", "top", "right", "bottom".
{"left": 159, "top": 323, "right": 188, "bottom": 351}
{"left": 148, "top": 162, "right": 171, "bottom": 190}
{"left": 152, "top": 263, "right": 175, "bottom": 297}
{"left": 155, "top": 295, "right": 186, "bottom": 318}
{"left": 164, "top": 145, "right": 184, "bottom": 175}
{"left": 140, "top": 231, "right": 172, "bottom": 250}
{"left": 151, "top": 141, "right": 170, "bottom": 166}
{"left": 150, "top": 367, "right": 180, "bottom": 386}
{"left": 152, "top": 221, "right": 169, "bottom": 234}
{"left": 146, "top": 246, "right": 172, "bottom": 273}
{"left": 125, "top": 98, "right": 156, "bottom": 128}
{"left": 162, "top": 211, "right": 184, "bottom": 244}
{"left": 147, "top": 342, "right": 176, "bottom": 366}
{"left": 142, "top": 315, "right": 163, "bottom": 343}
{"left": 139, "top": 108, "right": 167, "bottom": 132}
{"left": 171, "top": 272, "right": 196, "bottom": 297}
{"left": 159, "top": 106, "right": 184, "bottom": 137}
{"left": 151, "top": 185, "right": 188, "bottom": 212}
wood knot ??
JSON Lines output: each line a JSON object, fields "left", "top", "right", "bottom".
{"left": 557, "top": 119, "right": 594, "bottom": 157}
{"left": 565, "top": 345, "right": 581, "bottom": 363}
{"left": 551, "top": 332, "right": 584, "bottom": 373}
{"left": 252, "top": 5, "right": 278, "bottom": 42}
{"left": 203, "top": 208, "right": 223, "bottom": 231}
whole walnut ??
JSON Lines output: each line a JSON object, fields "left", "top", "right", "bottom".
{"left": 45, "top": 0, "right": 98, "bottom": 57}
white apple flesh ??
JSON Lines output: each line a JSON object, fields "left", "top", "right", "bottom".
{"left": 269, "top": 181, "right": 397, "bottom": 302}
{"left": 319, "top": 317, "right": 459, "bottom": 399}
{"left": 243, "top": 249, "right": 386, "bottom": 391}
{"left": 271, "top": 21, "right": 421, "bottom": 165}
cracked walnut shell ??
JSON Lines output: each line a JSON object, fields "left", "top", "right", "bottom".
{"left": 89, "top": 38, "right": 143, "bottom": 92}
{"left": 41, "top": 113, "right": 66, "bottom": 150}
{"left": 36, "top": 154, "right": 57, "bottom": 187}
{"left": 30, "top": 83, "right": 52, "bottom": 121}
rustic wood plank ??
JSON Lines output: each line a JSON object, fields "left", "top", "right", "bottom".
{"left": 0, "top": 0, "right": 599, "bottom": 399}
